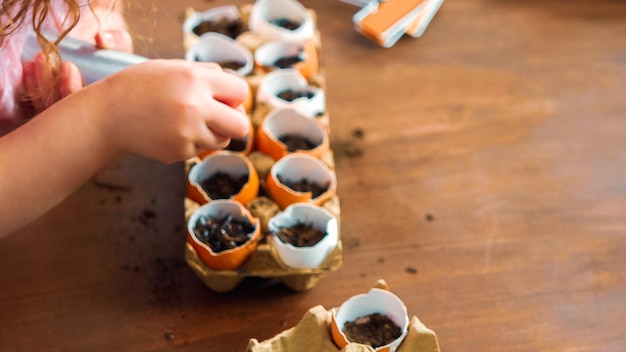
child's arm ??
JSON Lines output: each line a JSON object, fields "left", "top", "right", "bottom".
{"left": 0, "top": 60, "right": 250, "bottom": 238}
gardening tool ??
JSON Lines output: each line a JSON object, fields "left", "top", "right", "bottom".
{"left": 342, "top": 0, "right": 444, "bottom": 48}
{"left": 21, "top": 31, "right": 148, "bottom": 85}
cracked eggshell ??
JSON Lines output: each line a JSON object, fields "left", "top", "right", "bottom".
{"left": 183, "top": 5, "right": 242, "bottom": 49}
{"left": 187, "top": 200, "right": 261, "bottom": 270}
{"left": 248, "top": 0, "right": 315, "bottom": 42}
{"left": 254, "top": 39, "right": 319, "bottom": 79}
{"left": 188, "top": 151, "right": 259, "bottom": 206}
{"left": 256, "top": 107, "right": 329, "bottom": 160}
{"left": 266, "top": 153, "right": 337, "bottom": 209}
{"left": 186, "top": 32, "right": 254, "bottom": 77}
{"left": 256, "top": 69, "right": 325, "bottom": 117}
{"left": 331, "top": 288, "right": 410, "bottom": 352}
{"left": 268, "top": 203, "right": 339, "bottom": 269}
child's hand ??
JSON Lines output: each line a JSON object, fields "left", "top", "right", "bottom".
{"left": 21, "top": 53, "right": 83, "bottom": 114}
{"left": 21, "top": 0, "right": 133, "bottom": 115}
{"left": 21, "top": 28, "right": 134, "bottom": 115}
{"left": 83, "top": 59, "right": 250, "bottom": 163}
{"left": 94, "top": 29, "right": 134, "bottom": 53}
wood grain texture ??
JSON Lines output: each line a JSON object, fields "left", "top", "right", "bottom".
{"left": 1, "top": 0, "right": 625, "bottom": 351}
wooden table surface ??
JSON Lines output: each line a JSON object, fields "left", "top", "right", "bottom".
{"left": 2, "top": 0, "right": 626, "bottom": 351}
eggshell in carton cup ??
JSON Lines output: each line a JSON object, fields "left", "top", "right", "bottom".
{"left": 268, "top": 203, "right": 338, "bottom": 269}
{"left": 266, "top": 153, "right": 337, "bottom": 209}
{"left": 186, "top": 32, "right": 254, "bottom": 76}
{"left": 183, "top": 5, "right": 243, "bottom": 50}
{"left": 254, "top": 39, "right": 319, "bottom": 79}
{"left": 257, "top": 69, "right": 325, "bottom": 117}
{"left": 188, "top": 151, "right": 259, "bottom": 206}
{"left": 248, "top": 0, "right": 315, "bottom": 42}
{"left": 256, "top": 107, "right": 329, "bottom": 160}
{"left": 247, "top": 283, "right": 440, "bottom": 351}
{"left": 331, "top": 288, "right": 410, "bottom": 352}
{"left": 187, "top": 199, "right": 261, "bottom": 270}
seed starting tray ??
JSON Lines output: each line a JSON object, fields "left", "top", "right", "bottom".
{"left": 183, "top": 4, "right": 342, "bottom": 292}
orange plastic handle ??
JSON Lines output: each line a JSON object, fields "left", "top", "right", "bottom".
{"left": 359, "top": 0, "right": 425, "bottom": 38}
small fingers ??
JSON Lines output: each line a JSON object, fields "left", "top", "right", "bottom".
{"left": 193, "top": 64, "right": 249, "bottom": 108}
{"left": 204, "top": 101, "right": 250, "bottom": 140}
{"left": 59, "top": 62, "right": 83, "bottom": 98}
{"left": 22, "top": 53, "right": 57, "bottom": 112}
{"left": 23, "top": 54, "right": 83, "bottom": 113}
{"left": 195, "top": 139, "right": 231, "bottom": 154}
{"left": 193, "top": 128, "right": 231, "bottom": 152}
{"left": 213, "top": 75, "right": 250, "bottom": 108}
{"left": 195, "top": 62, "right": 223, "bottom": 72}
{"left": 95, "top": 29, "right": 134, "bottom": 53}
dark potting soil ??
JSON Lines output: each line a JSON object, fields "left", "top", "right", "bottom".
{"left": 200, "top": 172, "right": 248, "bottom": 199}
{"left": 225, "top": 138, "right": 247, "bottom": 152}
{"left": 276, "top": 222, "right": 326, "bottom": 247}
{"left": 192, "top": 18, "right": 243, "bottom": 39}
{"left": 218, "top": 60, "right": 246, "bottom": 71}
{"left": 276, "top": 89, "right": 315, "bottom": 101}
{"left": 343, "top": 313, "right": 403, "bottom": 348}
{"left": 278, "top": 134, "right": 317, "bottom": 152}
{"left": 273, "top": 52, "right": 304, "bottom": 69}
{"left": 269, "top": 18, "right": 302, "bottom": 31}
{"left": 193, "top": 214, "right": 256, "bottom": 252}
{"left": 277, "top": 175, "right": 329, "bottom": 199}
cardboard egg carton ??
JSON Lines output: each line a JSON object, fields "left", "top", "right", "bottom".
{"left": 247, "top": 280, "right": 441, "bottom": 351}
{"left": 247, "top": 305, "right": 440, "bottom": 352}
{"left": 183, "top": 2, "right": 342, "bottom": 292}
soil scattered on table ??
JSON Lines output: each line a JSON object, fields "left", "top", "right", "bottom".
{"left": 150, "top": 256, "right": 186, "bottom": 310}
{"left": 335, "top": 141, "right": 363, "bottom": 158}
{"left": 200, "top": 172, "right": 248, "bottom": 199}
{"left": 193, "top": 215, "right": 256, "bottom": 252}
{"left": 164, "top": 330, "right": 176, "bottom": 342}
{"left": 343, "top": 313, "right": 402, "bottom": 348}
{"left": 138, "top": 208, "right": 157, "bottom": 227}
{"left": 406, "top": 266, "right": 418, "bottom": 275}
{"left": 352, "top": 127, "right": 365, "bottom": 139}
{"left": 332, "top": 127, "right": 366, "bottom": 159}
{"left": 276, "top": 222, "right": 326, "bottom": 247}
{"left": 277, "top": 175, "right": 329, "bottom": 198}
{"left": 278, "top": 134, "right": 317, "bottom": 152}
{"left": 92, "top": 179, "right": 133, "bottom": 192}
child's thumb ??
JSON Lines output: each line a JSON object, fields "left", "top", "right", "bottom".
{"left": 59, "top": 62, "right": 83, "bottom": 98}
